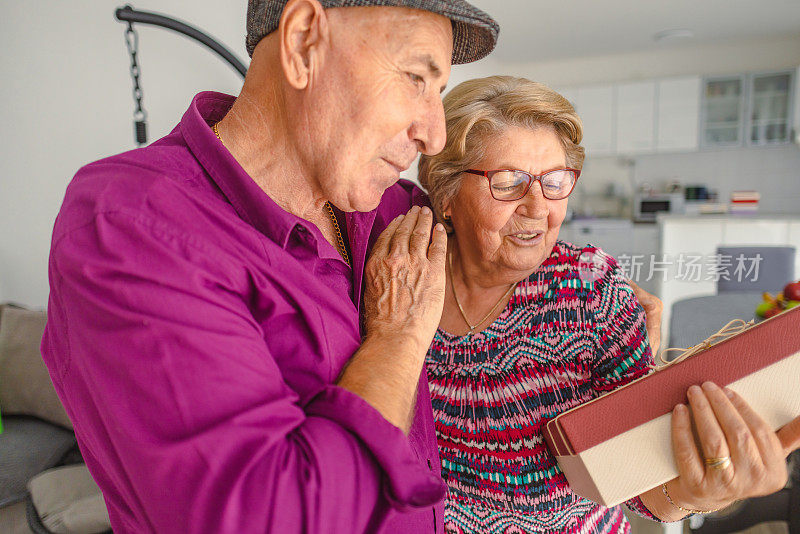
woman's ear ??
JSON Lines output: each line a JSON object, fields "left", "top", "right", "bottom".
{"left": 441, "top": 200, "right": 452, "bottom": 221}
{"left": 278, "top": 0, "right": 329, "bottom": 90}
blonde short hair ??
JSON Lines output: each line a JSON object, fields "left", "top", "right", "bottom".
{"left": 418, "top": 76, "right": 585, "bottom": 231}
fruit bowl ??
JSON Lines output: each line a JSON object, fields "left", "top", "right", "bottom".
{"left": 755, "top": 280, "right": 800, "bottom": 321}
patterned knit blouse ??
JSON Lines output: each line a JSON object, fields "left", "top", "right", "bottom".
{"left": 426, "top": 241, "right": 659, "bottom": 534}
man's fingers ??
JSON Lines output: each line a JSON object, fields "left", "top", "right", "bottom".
{"left": 408, "top": 206, "right": 433, "bottom": 258}
{"left": 389, "top": 206, "right": 420, "bottom": 256}
{"left": 776, "top": 413, "right": 800, "bottom": 457}
{"left": 372, "top": 213, "right": 405, "bottom": 258}
{"left": 671, "top": 403, "right": 705, "bottom": 484}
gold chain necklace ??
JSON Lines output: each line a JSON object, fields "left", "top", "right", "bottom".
{"left": 448, "top": 249, "right": 516, "bottom": 337}
{"left": 212, "top": 122, "right": 350, "bottom": 268}
{"left": 324, "top": 202, "right": 351, "bottom": 267}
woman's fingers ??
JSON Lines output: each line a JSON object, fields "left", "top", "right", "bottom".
{"left": 671, "top": 403, "right": 705, "bottom": 485}
{"left": 427, "top": 223, "right": 447, "bottom": 267}
{"left": 627, "top": 279, "right": 663, "bottom": 355}
{"left": 702, "top": 383, "right": 764, "bottom": 475}
{"left": 687, "top": 384, "right": 734, "bottom": 482}
{"left": 776, "top": 413, "right": 800, "bottom": 457}
{"left": 724, "top": 388, "right": 786, "bottom": 471}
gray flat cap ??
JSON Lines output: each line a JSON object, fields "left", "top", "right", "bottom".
{"left": 246, "top": 0, "right": 499, "bottom": 65}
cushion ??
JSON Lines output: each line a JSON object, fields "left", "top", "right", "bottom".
{"left": 0, "top": 500, "right": 30, "bottom": 534}
{"left": 0, "top": 305, "right": 72, "bottom": 429}
{"left": 0, "top": 416, "right": 77, "bottom": 507}
{"left": 28, "top": 464, "right": 111, "bottom": 534}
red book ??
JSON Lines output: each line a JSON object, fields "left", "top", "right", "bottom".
{"left": 542, "top": 307, "right": 800, "bottom": 506}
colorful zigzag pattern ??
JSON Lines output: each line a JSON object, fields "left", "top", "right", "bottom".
{"left": 426, "top": 241, "right": 658, "bottom": 533}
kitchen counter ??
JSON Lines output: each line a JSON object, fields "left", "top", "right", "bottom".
{"left": 656, "top": 212, "right": 800, "bottom": 222}
{"left": 656, "top": 215, "right": 800, "bottom": 355}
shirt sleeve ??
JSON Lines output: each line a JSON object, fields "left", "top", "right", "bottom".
{"left": 586, "top": 247, "right": 663, "bottom": 521}
{"left": 624, "top": 495, "right": 665, "bottom": 522}
{"left": 42, "top": 210, "right": 444, "bottom": 533}
{"left": 589, "top": 247, "right": 655, "bottom": 395}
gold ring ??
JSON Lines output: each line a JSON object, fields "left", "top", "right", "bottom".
{"left": 705, "top": 456, "right": 732, "bottom": 470}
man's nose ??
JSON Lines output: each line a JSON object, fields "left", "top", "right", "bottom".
{"left": 409, "top": 95, "right": 447, "bottom": 156}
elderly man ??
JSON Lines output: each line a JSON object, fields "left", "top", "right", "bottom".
{"left": 41, "top": 1, "right": 498, "bottom": 532}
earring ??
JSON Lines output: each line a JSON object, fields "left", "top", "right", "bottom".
{"left": 442, "top": 214, "right": 451, "bottom": 222}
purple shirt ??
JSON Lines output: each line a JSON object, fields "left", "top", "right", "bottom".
{"left": 41, "top": 92, "right": 445, "bottom": 533}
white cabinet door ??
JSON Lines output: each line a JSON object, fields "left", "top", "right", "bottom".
{"left": 722, "top": 220, "right": 789, "bottom": 245}
{"left": 575, "top": 85, "right": 615, "bottom": 156}
{"left": 656, "top": 76, "right": 700, "bottom": 152}
{"left": 616, "top": 81, "right": 656, "bottom": 154}
{"left": 793, "top": 66, "right": 800, "bottom": 145}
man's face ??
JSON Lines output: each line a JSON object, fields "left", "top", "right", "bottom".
{"left": 306, "top": 7, "right": 453, "bottom": 212}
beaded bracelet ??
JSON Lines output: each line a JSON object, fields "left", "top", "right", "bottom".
{"left": 661, "top": 483, "right": 724, "bottom": 515}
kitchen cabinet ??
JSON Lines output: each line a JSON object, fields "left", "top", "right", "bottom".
{"left": 701, "top": 75, "right": 746, "bottom": 148}
{"left": 722, "top": 220, "right": 789, "bottom": 245}
{"left": 656, "top": 76, "right": 700, "bottom": 152}
{"left": 575, "top": 85, "right": 616, "bottom": 156}
{"left": 748, "top": 70, "right": 794, "bottom": 146}
{"left": 700, "top": 70, "right": 795, "bottom": 148}
{"left": 559, "top": 67, "right": 796, "bottom": 155}
{"left": 558, "top": 221, "right": 660, "bottom": 295}
{"left": 615, "top": 81, "right": 656, "bottom": 154}
{"left": 794, "top": 66, "right": 800, "bottom": 145}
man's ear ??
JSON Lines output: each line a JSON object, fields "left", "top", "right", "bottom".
{"left": 278, "top": 0, "right": 328, "bottom": 90}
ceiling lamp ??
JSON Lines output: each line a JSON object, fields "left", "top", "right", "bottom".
{"left": 653, "top": 28, "right": 695, "bottom": 43}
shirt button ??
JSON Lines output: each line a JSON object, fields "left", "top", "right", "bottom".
{"left": 296, "top": 225, "right": 308, "bottom": 234}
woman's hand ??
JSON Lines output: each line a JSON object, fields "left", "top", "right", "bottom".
{"left": 641, "top": 382, "right": 800, "bottom": 521}
{"left": 627, "top": 279, "right": 663, "bottom": 355}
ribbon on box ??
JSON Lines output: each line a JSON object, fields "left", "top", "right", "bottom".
{"left": 658, "top": 318, "right": 756, "bottom": 367}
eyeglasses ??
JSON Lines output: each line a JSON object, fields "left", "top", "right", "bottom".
{"left": 464, "top": 168, "right": 581, "bottom": 201}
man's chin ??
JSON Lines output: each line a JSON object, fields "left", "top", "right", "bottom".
{"left": 348, "top": 183, "right": 396, "bottom": 213}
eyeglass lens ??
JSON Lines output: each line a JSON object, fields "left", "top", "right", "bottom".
{"left": 490, "top": 170, "right": 575, "bottom": 200}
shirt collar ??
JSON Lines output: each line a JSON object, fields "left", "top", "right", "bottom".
{"left": 180, "top": 91, "right": 300, "bottom": 249}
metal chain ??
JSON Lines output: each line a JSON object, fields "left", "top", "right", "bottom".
{"left": 124, "top": 19, "right": 148, "bottom": 145}
{"left": 324, "top": 202, "right": 351, "bottom": 267}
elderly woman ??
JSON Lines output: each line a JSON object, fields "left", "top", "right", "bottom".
{"left": 418, "top": 76, "right": 796, "bottom": 533}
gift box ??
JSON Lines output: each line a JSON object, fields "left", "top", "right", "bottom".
{"left": 542, "top": 306, "right": 800, "bottom": 507}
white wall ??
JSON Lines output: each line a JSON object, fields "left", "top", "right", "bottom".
{"left": 0, "top": 1, "right": 248, "bottom": 307}
{"left": 2, "top": 2, "right": 799, "bottom": 307}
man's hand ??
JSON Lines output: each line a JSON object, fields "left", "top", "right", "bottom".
{"left": 337, "top": 205, "right": 447, "bottom": 432}
{"left": 628, "top": 279, "right": 663, "bottom": 356}
{"left": 362, "top": 205, "right": 447, "bottom": 354}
